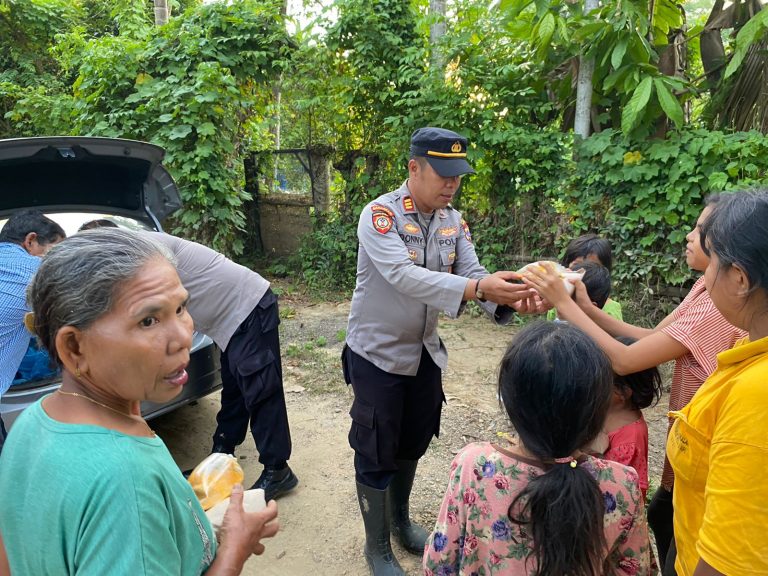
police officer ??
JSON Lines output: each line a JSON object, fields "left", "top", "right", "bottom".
{"left": 343, "top": 127, "right": 541, "bottom": 575}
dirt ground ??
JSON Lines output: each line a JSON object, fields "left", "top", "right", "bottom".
{"left": 153, "top": 294, "right": 670, "bottom": 576}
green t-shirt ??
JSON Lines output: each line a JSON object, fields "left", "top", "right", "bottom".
{"left": 0, "top": 399, "right": 216, "bottom": 575}
{"left": 546, "top": 297, "right": 624, "bottom": 322}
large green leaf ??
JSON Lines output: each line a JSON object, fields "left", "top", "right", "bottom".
{"left": 603, "top": 65, "right": 629, "bottom": 91}
{"left": 654, "top": 78, "right": 684, "bottom": 127}
{"left": 537, "top": 12, "right": 555, "bottom": 54}
{"left": 621, "top": 76, "right": 653, "bottom": 133}
{"left": 652, "top": 0, "right": 684, "bottom": 38}
{"left": 611, "top": 37, "right": 628, "bottom": 69}
{"left": 725, "top": 8, "right": 768, "bottom": 79}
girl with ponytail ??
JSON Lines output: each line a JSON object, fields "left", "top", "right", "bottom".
{"left": 423, "top": 321, "right": 653, "bottom": 575}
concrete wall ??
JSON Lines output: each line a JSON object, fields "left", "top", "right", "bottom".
{"left": 258, "top": 193, "right": 313, "bottom": 257}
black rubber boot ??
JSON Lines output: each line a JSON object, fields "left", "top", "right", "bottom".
{"left": 389, "top": 460, "right": 429, "bottom": 554}
{"left": 356, "top": 481, "right": 405, "bottom": 576}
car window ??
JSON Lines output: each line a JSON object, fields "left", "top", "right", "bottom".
{"left": 0, "top": 213, "right": 155, "bottom": 237}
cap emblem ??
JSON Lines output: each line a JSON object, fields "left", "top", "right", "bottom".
{"left": 451, "top": 141, "right": 462, "bottom": 153}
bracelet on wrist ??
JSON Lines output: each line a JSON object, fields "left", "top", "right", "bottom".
{"left": 475, "top": 277, "right": 487, "bottom": 302}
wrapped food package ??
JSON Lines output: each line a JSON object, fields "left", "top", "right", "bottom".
{"left": 517, "top": 260, "right": 585, "bottom": 295}
{"left": 187, "top": 453, "right": 244, "bottom": 510}
{"left": 205, "top": 488, "right": 267, "bottom": 540}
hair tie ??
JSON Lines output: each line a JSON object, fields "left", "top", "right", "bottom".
{"left": 24, "top": 312, "right": 35, "bottom": 334}
{"left": 554, "top": 456, "right": 578, "bottom": 468}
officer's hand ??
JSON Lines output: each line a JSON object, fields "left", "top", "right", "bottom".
{"left": 478, "top": 271, "right": 538, "bottom": 307}
{"left": 512, "top": 293, "right": 551, "bottom": 315}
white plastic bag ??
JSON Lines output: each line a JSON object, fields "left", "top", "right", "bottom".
{"left": 205, "top": 489, "right": 267, "bottom": 541}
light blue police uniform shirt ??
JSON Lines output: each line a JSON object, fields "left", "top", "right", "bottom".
{"left": 346, "top": 181, "right": 513, "bottom": 376}
{"left": 0, "top": 243, "right": 40, "bottom": 396}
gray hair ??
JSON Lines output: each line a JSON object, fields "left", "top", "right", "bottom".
{"left": 28, "top": 228, "right": 176, "bottom": 365}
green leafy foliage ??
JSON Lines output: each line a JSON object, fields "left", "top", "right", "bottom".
{"left": 294, "top": 216, "right": 359, "bottom": 292}
{"left": 565, "top": 128, "right": 768, "bottom": 288}
{"left": 3, "top": 0, "right": 292, "bottom": 254}
{"left": 724, "top": 7, "right": 768, "bottom": 78}
{"left": 498, "top": 0, "right": 691, "bottom": 136}
{"left": 284, "top": 0, "right": 768, "bottom": 298}
{"left": 5, "top": 0, "right": 768, "bottom": 306}
{"left": 621, "top": 76, "right": 653, "bottom": 134}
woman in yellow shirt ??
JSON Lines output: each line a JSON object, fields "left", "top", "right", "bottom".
{"left": 666, "top": 189, "right": 768, "bottom": 576}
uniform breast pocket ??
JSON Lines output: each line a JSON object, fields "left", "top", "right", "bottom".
{"left": 406, "top": 246, "right": 424, "bottom": 266}
{"left": 439, "top": 248, "right": 456, "bottom": 273}
{"left": 667, "top": 413, "right": 710, "bottom": 491}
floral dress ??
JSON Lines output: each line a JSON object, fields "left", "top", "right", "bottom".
{"left": 423, "top": 442, "right": 654, "bottom": 575}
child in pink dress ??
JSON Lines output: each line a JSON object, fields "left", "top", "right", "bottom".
{"left": 424, "top": 321, "right": 654, "bottom": 576}
{"left": 592, "top": 336, "right": 663, "bottom": 501}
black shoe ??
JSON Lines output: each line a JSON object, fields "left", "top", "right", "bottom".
{"left": 211, "top": 444, "right": 236, "bottom": 455}
{"left": 251, "top": 465, "right": 299, "bottom": 501}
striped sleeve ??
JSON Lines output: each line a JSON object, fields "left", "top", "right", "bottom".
{"left": 660, "top": 277, "right": 745, "bottom": 384}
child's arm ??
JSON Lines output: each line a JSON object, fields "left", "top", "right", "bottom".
{"left": 0, "top": 531, "right": 9, "bottom": 576}
{"left": 525, "top": 267, "right": 689, "bottom": 375}
{"left": 572, "top": 281, "right": 675, "bottom": 338}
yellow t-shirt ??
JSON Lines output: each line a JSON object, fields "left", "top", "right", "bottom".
{"left": 667, "top": 335, "right": 768, "bottom": 575}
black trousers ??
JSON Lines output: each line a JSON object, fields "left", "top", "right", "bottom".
{"left": 648, "top": 485, "right": 677, "bottom": 574}
{"left": 343, "top": 345, "right": 444, "bottom": 490}
{"left": 212, "top": 289, "right": 292, "bottom": 467}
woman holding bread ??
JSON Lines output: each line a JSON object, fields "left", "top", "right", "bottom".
{"left": 0, "top": 228, "right": 278, "bottom": 575}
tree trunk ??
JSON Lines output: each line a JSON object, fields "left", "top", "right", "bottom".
{"left": 429, "top": 0, "right": 447, "bottom": 69}
{"left": 243, "top": 154, "right": 264, "bottom": 255}
{"left": 574, "top": 0, "right": 599, "bottom": 140}
{"left": 154, "top": 0, "right": 169, "bottom": 26}
{"left": 308, "top": 145, "right": 334, "bottom": 217}
{"left": 272, "top": 0, "right": 288, "bottom": 184}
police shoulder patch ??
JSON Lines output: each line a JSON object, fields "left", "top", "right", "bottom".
{"left": 370, "top": 203, "right": 394, "bottom": 217}
{"left": 372, "top": 211, "right": 393, "bottom": 234}
{"left": 461, "top": 219, "right": 472, "bottom": 242}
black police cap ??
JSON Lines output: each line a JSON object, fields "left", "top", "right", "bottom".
{"left": 410, "top": 127, "right": 475, "bottom": 178}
